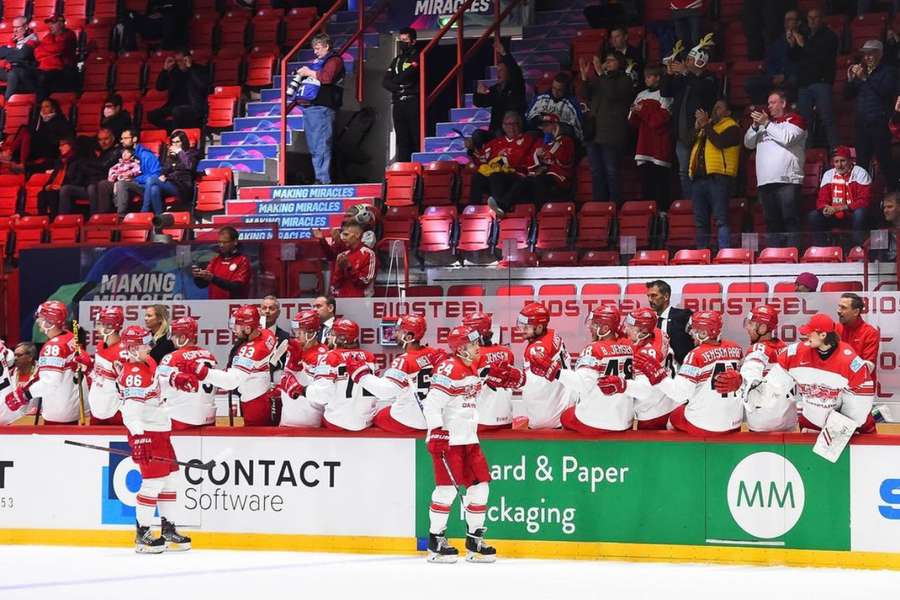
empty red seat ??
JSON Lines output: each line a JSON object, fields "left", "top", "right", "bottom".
{"left": 821, "top": 280, "right": 863, "bottom": 292}
{"left": 571, "top": 29, "right": 607, "bottom": 71}
{"left": 385, "top": 162, "right": 422, "bottom": 207}
{"left": 802, "top": 246, "right": 843, "bottom": 263}
{"left": 252, "top": 10, "right": 283, "bottom": 47}
{"left": 417, "top": 214, "right": 455, "bottom": 257}
{"left": 728, "top": 61, "right": 764, "bottom": 108}
{"left": 671, "top": 248, "right": 711, "bottom": 265}
{"left": 727, "top": 282, "right": 769, "bottom": 295}
{"left": 757, "top": 247, "right": 798, "bottom": 263}
{"left": 496, "top": 216, "right": 532, "bottom": 251}
{"left": 773, "top": 281, "right": 797, "bottom": 294}
{"left": 0, "top": 175, "right": 23, "bottom": 216}
{"left": 618, "top": 200, "right": 657, "bottom": 249}
{"left": 539, "top": 283, "right": 577, "bottom": 295}
{"left": 579, "top": 250, "right": 620, "bottom": 266}
{"left": 189, "top": 13, "right": 218, "bottom": 49}
{"left": 381, "top": 206, "right": 417, "bottom": 242}
{"left": 49, "top": 214, "right": 83, "bottom": 244}
{"left": 220, "top": 11, "right": 251, "bottom": 46}
{"left": 245, "top": 50, "right": 276, "bottom": 87}
{"left": 446, "top": 285, "right": 484, "bottom": 297}
{"left": 120, "top": 212, "right": 154, "bottom": 243}
{"left": 849, "top": 13, "right": 888, "bottom": 51}
{"left": 682, "top": 282, "right": 723, "bottom": 296}
{"left": 24, "top": 172, "right": 52, "bottom": 214}
{"left": 500, "top": 247, "right": 538, "bottom": 267}
{"left": 140, "top": 90, "right": 169, "bottom": 129}
{"left": 422, "top": 161, "right": 460, "bottom": 206}
{"left": 2, "top": 96, "right": 34, "bottom": 135}
{"left": 535, "top": 202, "right": 575, "bottom": 251}
{"left": 114, "top": 52, "right": 146, "bottom": 91}
{"left": 457, "top": 207, "right": 494, "bottom": 253}
{"left": 212, "top": 46, "right": 245, "bottom": 86}
{"left": 539, "top": 251, "right": 578, "bottom": 268}
{"left": 83, "top": 213, "right": 119, "bottom": 244}
{"left": 82, "top": 54, "right": 112, "bottom": 92}
{"left": 575, "top": 201, "right": 614, "bottom": 250}
{"left": 713, "top": 248, "right": 753, "bottom": 264}
{"left": 629, "top": 249, "right": 668, "bottom": 266}
{"left": 12, "top": 215, "right": 49, "bottom": 256}
{"left": 496, "top": 285, "right": 534, "bottom": 296}
{"left": 207, "top": 94, "right": 239, "bottom": 128}
{"left": 846, "top": 246, "right": 867, "bottom": 262}
{"left": 581, "top": 283, "right": 621, "bottom": 298}
{"left": 666, "top": 199, "right": 695, "bottom": 249}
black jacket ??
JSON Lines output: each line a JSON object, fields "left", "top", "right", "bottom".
{"left": 156, "top": 64, "right": 209, "bottom": 114}
{"left": 664, "top": 306, "right": 695, "bottom": 365}
{"left": 473, "top": 52, "right": 527, "bottom": 133}
{"left": 150, "top": 335, "right": 175, "bottom": 364}
{"left": 789, "top": 26, "right": 838, "bottom": 87}
{"left": 382, "top": 47, "right": 419, "bottom": 103}
{"left": 846, "top": 62, "right": 898, "bottom": 124}
{"left": 159, "top": 147, "right": 199, "bottom": 203}
{"left": 100, "top": 110, "right": 133, "bottom": 139}
{"left": 662, "top": 71, "right": 720, "bottom": 146}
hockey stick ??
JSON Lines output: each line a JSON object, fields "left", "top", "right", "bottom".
{"left": 63, "top": 440, "right": 216, "bottom": 471}
{"left": 72, "top": 320, "right": 86, "bottom": 425}
{"left": 440, "top": 452, "right": 465, "bottom": 495}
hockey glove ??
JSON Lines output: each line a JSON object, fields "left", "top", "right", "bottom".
{"left": 170, "top": 371, "right": 199, "bottom": 393}
{"left": 714, "top": 369, "right": 743, "bottom": 394}
{"left": 528, "top": 347, "right": 561, "bottom": 381}
{"left": 503, "top": 365, "right": 525, "bottom": 390}
{"left": 633, "top": 352, "right": 668, "bottom": 385}
{"left": 344, "top": 356, "right": 372, "bottom": 384}
{"left": 598, "top": 375, "right": 626, "bottom": 395}
{"left": 426, "top": 428, "right": 450, "bottom": 455}
{"left": 130, "top": 435, "right": 153, "bottom": 465}
{"left": 279, "top": 372, "right": 304, "bottom": 400}
{"left": 181, "top": 358, "right": 209, "bottom": 380}
{"left": 484, "top": 362, "right": 509, "bottom": 390}
{"left": 4, "top": 387, "right": 29, "bottom": 412}
{"left": 71, "top": 349, "right": 93, "bottom": 373}
{"left": 285, "top": 339, "right": 305, "bottom": 372}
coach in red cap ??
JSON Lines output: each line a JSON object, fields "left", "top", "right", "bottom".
{"left": 807, "top": 145, "right": 871, "bottom": 246}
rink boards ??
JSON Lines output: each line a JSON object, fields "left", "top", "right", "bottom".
{"left": 2, "top": 428, "right": 900, "bottom": 569}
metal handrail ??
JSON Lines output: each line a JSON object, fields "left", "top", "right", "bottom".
{"left": 418, "top": 0, "right": 527, "bottom": 151}
{"left": 338, "top": 0, "right": 392, "bottom": 105}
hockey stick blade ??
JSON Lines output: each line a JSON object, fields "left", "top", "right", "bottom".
{"left": 63, "top": 440, "right": 216, "bottom": 471}
{"left": 269, "top": 339, "right": 289, "bottom": 367}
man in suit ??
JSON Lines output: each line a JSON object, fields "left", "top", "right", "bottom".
{"left": 646, "top": 280, "right": 694, "bottom": 366}
{"left": 260, "top": 295, "right": 290, "bottom": 345}
{"left": 313, "top": 295, "right": 336, "bottom": 344}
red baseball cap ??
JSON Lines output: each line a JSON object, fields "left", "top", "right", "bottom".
{"left": 832, "top": 145, "right": 853, "bottom": 160}
{"left": 798, "top": 313, "right": 836, "bottom": 335}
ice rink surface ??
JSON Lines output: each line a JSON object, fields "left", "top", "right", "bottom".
{"left": 2, "top": 546, "right": 900, "bottom": 600}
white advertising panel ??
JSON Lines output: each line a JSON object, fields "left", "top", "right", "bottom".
{"left": 850, "top": 444, "right": 900, "bottom": 552}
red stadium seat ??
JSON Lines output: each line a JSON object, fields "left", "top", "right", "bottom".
{"left": 499, "top": 247, "right": 538, "bottom": 267}
{"left": 579, "top": 250, "right": 619, "bottom": 266}
{"left": 384, "top": 162, "right": 422, "bottom": 207}
{"left": 12, "top": 215, "right": 49, "bottom": 256}
{"left": 195, "top": 176, "right": 229, "bottom": 214}
{"left": 773, "top": 281, "right": 797, "bottom": 294}
{"left": 571, "top": 29, "right": 607, "bottom": 72}
{"left": 849, "top": 13, "right": 887, "bottom": 52}
{"left": 713, "top": 248, "right": 753, "bottom": 264}
{"left": 682, "top": 282, "right": 723, "bottom": 296}
{"left": 456, "top": 208, "right": 494, "bottom": 254}
{"left": 23, "top": 172, "right": 52, "bottom": 214}
{"left": 821, "top": 280, "right": 863, "bottom": 292}
{"left": 219, "top": 11, "right": 251, "bottom": 47}
{"left": 581, "top": 283, "right": 621, "bottom": 298}
{"left": 0, "top": 174, "right": 24, "bottom": 216}
{"left": 189, "top": 13, "right": 218, "bottom": 49}
{"left": 113, "top": 52, "right": 146, "bottom": 91}
{"left": 846, "top": 246, "right": 867, "bottom": 262}
{"left": 802, "top": 246, "right": 843, "bottom": 263}
{"left": 381, "top": 206, "right": 417, "bottom": 242}
{"left": 245, "top": 49, "right": 276, "bottom": 87}
{"left": 212, "top": 46, "right": 245, "bottom": 87}
{"left": 417, "top": 214, "right": 454, "bottom": 258}
{"left": 574, "top": 158, "right": 592, "bottom": 204}
{"left": 284, "top": 8, "right": 318, "bottom": 47}
{"left": 446, "top": 285, "right": 484, "bottom": 297}
{"left": 406, "top": 285, "right": 444, "bottom": 297}
{"left": 666, "top": 199, "right": 696, "bottom": 249}
{"left": 539, "top": 283, "right": 577, "bottom": 295}
{"left": 539, "top": 251, "right": 578, "bottom": 268}
{"left": 728, "top": 61, "right": 764, "bottom": 109}
{"left": 496, "top": 285, "right": 534, "bottom": 296}
{"left": 2, "top": 95, "right": 34, "bottom": 135}
{"left": 757, "top": 247, "right": 798, "bottom": 263}
{"left": 535, "top": 202, "right": 575, "bottom": 251}
{"left": 49, "top": 214, "right": 83, "bottom": 244}
{"left": 723, "top": 22, "right": 749, "bottom": 62}
{"left": 139, "top": 128, "right": 169, "bottom": 157}
{"left": 801, "top": 160, "right": 825, "bottom": 200}
{"left": 629, "top": 249, "right": 668, "bottom": 266}
{"left": 120, "top": 212, "right": 154, "bottom": 243}
{"left": 575, "top": 202, "right": 614, "bottom": 250}
{"left": 422, "top": 161, "right": 460, "bottom": 206}
{"left": 82, "top": 53, "right": 112, "bottom": 92}
{"left": 727, "top": 282, "right": 769, "bottom": 295}
{"left": 671, "top": 248, "right": 711, "bottom": 265}
{"left": 140, "top": 90, "right": 169, "bottom": 129}
{"left": 618, "top": 201, "right": 657, "bottom": 249}
{"left": 496, "top": 216, "right": 532, "bottom": 250}
{"left": 251, "top": 10, "right": 283, "bottom": 47}
{"left": 207, "top": 94, "right": 239, "bottom": 128}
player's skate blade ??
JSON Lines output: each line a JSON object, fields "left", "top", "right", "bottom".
{"left": 426, "top": 532, "right": 459, "bottom": 564}
{"left": 135, "top": 525, "right": 165, "bottom": 554}
{"left": 465, "top": 528, "right": 497, "bottom": 563}
{"left": 161, "top": 518, "right": 192, "bottom": 552}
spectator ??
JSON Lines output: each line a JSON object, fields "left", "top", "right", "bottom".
{"left": 36, "top": 136, "right": 79, "bottom": 218}
{"left": 329, "top": 220, "right": 377, "bottom": 298}
{"left": 11, "top": 98, "right": 75, "bottom": 175}
{"left": 260, "top": 295, "right": 290, "bottom": 345}
{"left": 313, "top": 296, "right": 336, "bottom": 343}
{"left": 744, "top": 0, "right": 790, "bottom": 61}
{"left": 646, "top": 279, "right": 694, "bottom": 365}
{"left": 794, "top": 272, "right": 819, "bottom": 292}
{"left": 605, "top": 26, "right": 643, "bottom": 85}
{"left": 288, "top": 33, "right": 345, "bottom": 184}
{"left": 122, "top": 1, "right": 191, "bottom": 51}
{"left": 579, "top": 50, "right": 635, "bottom": 203}
{"left": 790, "top": 7, "right": 839, "bottom": 152}
{"left": 473, "top": 38, "right": 527, "bottom": 138}
{"left": 526, "top": 72, "right": 584, "bottom": 141}
{"left": 142, "top": 130, "right": 198, "bottom": 215}
{"left": 0, "top": 16, "right": 38, "bottom": 99}
{"left": 467, "top": 111, "right": 539, "bottom": 206}
{"left": 671, "top": 1, "right": 705, "bottom": 49}
{"left": 744, "top": 10, "right": 800, "bottom": 105}
{"left": 629, "top": 63, "right": 674, "bottom": 209}
{"left": 662, "top": 34, "right": 720, "bottom": 199}
{"left": 807, "top": 146, "right": 871, "bottom": 246}
{"left": 149, "top": 49, "right": 209, "bottom": 132}
{"left": 100, "top": 94, "right": 133, "bottom": 139}
{"left": 689, "top": 99, "right": 741, "bottom": 249}
{"left": 33, "top": 14, "right": 78, "bottom": 101}
{"left": 192, "top": 226, "right": 252, "bottom": 300}
{"left": 107, "top": 147, "right": 142, "bottom": 186}
{"left": 58, "top": 128, "right": 120, "bottom": 215}
{"left": 144, "top": 304, "right": 175, "bottom": 364}
{"left": 744, "top": 90, "right": 807, "bottom": 247}
{"left": 846, "top": 40, "right": 897, "bottom": 192}
{"left": 877, "top": 192, "right": 899, "bottom": 262}
{"left": 487, "top": 113, "right": 575, "bottom": 217}
{"left": 103, "top": 129, "right": 160, "bottom": 217}
{"left": 11, "top": 342, "right": 37, "bottom": 386}
{"left": 382, "top": 27, "right": 419, "bottom": 163}
{"left": 836, "top": 292, "right": 880, "bottom": 378}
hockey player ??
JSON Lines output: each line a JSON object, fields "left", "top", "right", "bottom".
{"left": 118, "top": 325, "right": 190, "bottom": 554}
{"left": 423, "top": 325, "right": 496, "bottom": 564}
{"left": 178, "top": 305, "right": 277, "bottom": 426}
{"left": 160, "top": 317, "right": 218, "bottom": 430}
{"left": 277, "top": 309, "right": 328, "bottom": 427}
{"left": 516, "top": 302, "right": 574, "bottom": 429}
{"left": 306, "top": 318, "right": 378, "bottom": 431}
{"left": 559, "top": 305, "right": 635, "bottom": 433}
{"left": 624, "top": 308, "right": 678, "bottom": 429}
{"left": 4, "top": 301, "right": 80, "bottom": 425}
{"left": 74, "top": 306, "right": 126, "bottom": 426}
{"left": 0, "top": 340, "right": 27, "bottom": 425}
{"left": 735, "top": 305, "right": 796, "bottom": 432}
{"left": 344, "top": 314, "right": 434, "bottom": 433}
{"left": 463, "top": 312, "right": 524, "bottom": 431}
{"left": 659, "top": 311, "right": 745, "bottom": 435}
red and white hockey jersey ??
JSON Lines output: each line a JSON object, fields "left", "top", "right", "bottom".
{"left": 30, "top": 331, "right": 80, "bottom": 423}
{"left": 205, "top": 329, "right": 276, "bottom": 404}
{"left": 87, "top": 341, "right": 124, "bottom": 421}
{"left": 118, "top": 357, "right": 169, "bottom": 435}
{"left": 0, "top": 343, "right": 25, "bottom": 425}
{"left": 772, "top": 341, "right": 874, "bottom": 428}
{"left": 522, "top": 329, "right": 574, "bottom": 428}
{"left": 423, "top": 356, "right": 483, "bottom": 445}
{"left": 474, "top": 344, "right": 517, "bottom": 427}
{"left": 560, "top": 339, "right": 635, "bottom": 431}
{"left": 740, "top": 338, "right": 796, "bottom": 431}
{"left": 307, "top": 347, "right": 378, "bottom": 430}
{"left": 158, "top": 346, "right": 218, "bottom": 426}
{"left": 627, "top": 337, "right": 679, "bottom": 423}
{"left": 279, "top": 342, "right": 328, "bottom": 427}
{"left": 659, "top": 341, "right": 745, "bottom": 432}
{"left": 357, "top": 346, "right": 436, "bottom": 430}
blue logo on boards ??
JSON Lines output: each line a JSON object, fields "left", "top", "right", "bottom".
{"left": 879, "top": 479, "right": 900, "bottom": 519}
{"left": 100, "top": 442, "right": 144, "bottom": 525}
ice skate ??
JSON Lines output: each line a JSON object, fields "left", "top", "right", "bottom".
{"left": 465, "top": 528, "right": 496, "bottom": 563}
{"left": 161, "top": 518, "right": 192, "bottom": 552}
{"left": 135, "top": 524, "right": 165, "bottom": 554}
{"left": 427, "top": 531, "right": 459, "bottom": 563}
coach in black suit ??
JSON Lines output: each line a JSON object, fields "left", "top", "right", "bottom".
{"left": 646, "top": 280, "right": 694, "bottom": 365}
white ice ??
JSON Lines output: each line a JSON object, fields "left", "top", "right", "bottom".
{"left": 0, "top": 546, "right": 899, "bottom": 600}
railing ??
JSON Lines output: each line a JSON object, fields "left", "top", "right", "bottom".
{"left": 418, "top": 0, "right": 527, "bottom": 151}
{"left": 338, "top": 0, "right": 392, "bottom": 105}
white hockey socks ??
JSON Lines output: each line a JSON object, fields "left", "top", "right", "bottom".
{"left": 429, "top": 485, "right": 457, "bottom": 534}
{"left": 135, "top": 477, "right": 165, "bottom": 527}
{"left": 156, "top": 472, "right": 179, "bottom": 520}
{"left": 463, "top": 482, "right": 489, "bottom": 533}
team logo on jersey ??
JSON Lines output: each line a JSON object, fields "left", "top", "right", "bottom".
{"left": 726, "top": 452, "right": 806, "bottom": 539}
{"left": 100, "top": 442, "right": 144, "bottom": 525}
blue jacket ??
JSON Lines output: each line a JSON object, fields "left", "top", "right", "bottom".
{"left": 133, "top": 143, "right": 161, "bottom": 185}
{"left": 846, "top": 62, "right": 898, "bottom": 124}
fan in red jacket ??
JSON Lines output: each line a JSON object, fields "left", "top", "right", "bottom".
{"left": 628, "top": 64, "right": 673, "bottom": 208}
{"left": 807, "top": 146, "right": 871, "bottom": 246}
{"left": 468, "top": 111, "right": 541, "bottom": 207}
{"left": 329, "top": 220, "right": 377, "bottom": 298}
{"left": 34, "top": 15, "right": 78, "bottom": 98}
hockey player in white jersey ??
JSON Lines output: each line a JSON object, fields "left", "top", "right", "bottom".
{"left": 423, "top": 325, "right": 496, "bottom": 564}
{"left": 160, "top": 317, "right": 218, "bottom": 430}
{"left": 623, "top": 308, "right": 678, "bottom": 429}
{"left": 277, "top": 309, "right": 328, "bottom": 427}
{"left": 463, "top": 312, "right": 524, "bottom": 431}
{"left": 71, "top": 306, "right": 126, "bottom": 425}
{"left": 0, "top": 340, "right": 29, "bottom": 425}
{"left": 516, "top": 302, "right": 574, "bottom": 429}
{"left": 559, "top": 305, "right": 635, "bottom": 433}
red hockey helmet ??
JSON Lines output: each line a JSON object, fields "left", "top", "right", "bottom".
{"left": 170, "top": 317, "right": 199, "bottom": 340}
{"left": 396, "top": 314, "right": 426, "bottom": 342}
{"left": 517, "top": 303, "right": 550, "bottom": 328}
{"left": 231, "top": 305, "right": 261, "bottom": 330}
{"left": 462, "top": 312, "right": 493, "bottom": 336}
{"left": 120, "top": 325, "right": 153, "bottom": 350}
{"left": 35, "top": 300, "right": 68, "bottom": 329}
{"left": 291, "top": 309, "right": 321, "bottom": 333}
{"left": 747, "top": 304, "right": 779, "bottom": 330}
{"left": 589, "top": 304, "right": 621, "bottom": 334}
{"left": 331, "top": 318, "right": 360, "bottom": 344}
{"left": 447, "top": 325, "right": 480, "bottom": 353}
{"left": 688, "top": 311, "right": 723, "bottom": 341}
{"left": 626, "top": 308, "right": 658, "bottom": 333}
{"left": 96, "top": 306, "right": 124, "bottom": 330}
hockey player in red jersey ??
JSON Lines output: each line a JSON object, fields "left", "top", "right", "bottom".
{"left": 118, "top": 326, "right": 191, "bottom": 554}
{"left": 661, "top": 311, "right": 745, "bottom": 435}
{"left": 76, "top": 306, "right": 125, "bottom": 425}
{"left": 424, "top": 325, "right": 496, "bottom": 564}
{"left": 345, "top": 314, "right": 434, "bottom": 433}
{"left": 179, "top": 305, "right": 277, "bottom": 426}
{"left": 277, "top": 309, "right": 328, "bottom": 427}
{"left": 306, "top": 318, "right": 378, "bottom": 431}
{"left": 737, "top": 305, "right": 796, "bottom": 432}
{"left": 463, "top": 312, "right": 524, "bottom": 431}
{"left": 624, "top": 308, "right": 678, "bottom": 429}
{"left": 516, "top": 302, "right": 574, "bottom": 429}
{"left": 5, "top": 301, "right": 80, "bottom": 425}
{"left": 559, "top": 305, "right": 635, "bottom": 433}
{"left": 160, "top": 317, "right": 218, "bottom": 430}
